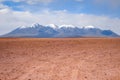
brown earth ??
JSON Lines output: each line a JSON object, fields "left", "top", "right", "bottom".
{"left": 0, "top": 38, "right": 120, "bottom": 80}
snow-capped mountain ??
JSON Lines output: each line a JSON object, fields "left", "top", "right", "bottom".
{"left": 45, "top": 24, "right": 58, "bottom": 29}
{"left": 83, "top": 25, "right": 95, "bottom": 29}
{"left": 59, "top": 25, "right": 76, "bottom": 28}
{"left": 2, "top": 23, "right": 119, "bottom": 38}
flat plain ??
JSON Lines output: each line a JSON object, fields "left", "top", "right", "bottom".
{"left": 0, "top": 38, "right": 120, "bottom": 80}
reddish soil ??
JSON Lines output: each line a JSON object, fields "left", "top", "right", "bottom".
{"left": 0, "top": 38, "right": 120, "bottom": 80}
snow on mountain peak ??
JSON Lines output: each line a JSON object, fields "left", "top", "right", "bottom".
{"left": 19, "top": 23, "right": 41, "bottom": 29}
{"left": 19, "top": 26, "right": 27, "bottom": 29}
{"left": 19, "top": 24, "right": 96, "bottom": 30}
{"left": 60, "top": 24, "right": 76, "bottom": 28}
{"left": 84, "top": 25, "right": 95, "bottom": 29}
{"left": 46, "top": 24, "right": 58, "bottom": 29}
{"left": 30, "top": 23, "right": 42, "bottom": 28}
{"left": 31, "top": 23, "right": 39, "bottom": 27}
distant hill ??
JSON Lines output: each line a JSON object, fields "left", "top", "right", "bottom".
{"left": 1, "top": 23, "right": 119, "bottom": 38}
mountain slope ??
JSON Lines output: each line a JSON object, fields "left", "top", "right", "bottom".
{"left": 2, "top": 24, "right": 119, "bottom": 38}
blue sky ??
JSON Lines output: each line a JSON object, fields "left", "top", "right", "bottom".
{"left": 2, "top": 0, "right": 120, "bottom": 17}
{"left": 0, "top": 0, "right": 120, "bottom": 35}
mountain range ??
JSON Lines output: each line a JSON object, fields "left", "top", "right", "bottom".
{"left": 1, "top": 23, "right": 119, "bottom": 38}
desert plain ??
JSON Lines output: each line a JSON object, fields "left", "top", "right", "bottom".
{"left": 0, "top": 38, "right": 120, "bottom": 80}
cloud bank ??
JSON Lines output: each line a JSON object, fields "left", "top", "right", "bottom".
{"left": 0, "top": 0, "right": 54, "bottom": 5}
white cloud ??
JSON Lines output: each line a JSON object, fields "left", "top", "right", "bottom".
{"left": 0, "top": 4, "right": 9, "bottom": 9}
{"left": 0, "top": 8, "right": 120, "bottom": 35}
{"left": 0, "top": 0, "right": 54, "bottom": 5}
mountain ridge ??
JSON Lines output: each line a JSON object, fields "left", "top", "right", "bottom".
{"left": 1, "top": 23, "right": 119, "bottom": 38}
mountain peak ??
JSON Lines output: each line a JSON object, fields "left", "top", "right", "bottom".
{"left": 46, "top": 24, "right": 58, "bottom": 29}
{"left": 19, "top": 23, "right": 41, "bottom": 29}
{"left": 31, "top": 23, "right": 40, "bottom": 27}
{"left": 60, "top": 24, "right": 76, "bottom": 28}
{"left": 84, "top": 25, "right": 95, "bottom": 29}
{"left": 19, "top": 26, "right": 27, "bottom": 29}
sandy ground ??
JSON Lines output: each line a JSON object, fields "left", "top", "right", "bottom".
{"left": 0, "top": 38, "right": 120, "bottom": 80}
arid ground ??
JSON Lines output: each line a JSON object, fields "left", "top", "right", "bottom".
{"left": 0, "top": 38, "right": 120, "bottom": 80}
